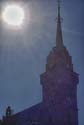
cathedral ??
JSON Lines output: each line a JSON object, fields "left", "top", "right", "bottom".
{"left": 1, "top": 0, "right": 79, "bottom": 125}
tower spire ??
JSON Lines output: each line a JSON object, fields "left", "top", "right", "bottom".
{"left": 56, "top": 0, "right": 64, "bottom": 48}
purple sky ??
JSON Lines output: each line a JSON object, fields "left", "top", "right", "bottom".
{"left": 0, "top": 0, "right": 84, "bottom": 125}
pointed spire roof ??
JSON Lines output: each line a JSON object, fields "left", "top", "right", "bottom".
{"left": 56, "top": 0, "right": 64, "bottom": 48}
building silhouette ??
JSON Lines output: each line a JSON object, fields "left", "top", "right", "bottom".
{"left": 1, "top": 0, "right": 79, "bottom": 125}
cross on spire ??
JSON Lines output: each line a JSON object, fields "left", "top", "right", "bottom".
{"left": 56, "top": 0, "right": 64, "bottom": 48}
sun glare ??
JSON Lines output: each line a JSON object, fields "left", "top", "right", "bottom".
{"left": 2, "top": 4, "right": 25, "bottom": 27}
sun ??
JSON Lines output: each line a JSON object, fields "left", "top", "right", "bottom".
{"left": 2, "top": 4, "right": 25, "bottom": 27}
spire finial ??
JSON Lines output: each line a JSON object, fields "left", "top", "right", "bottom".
{"left": 58, "top": 0, "right": 60, "bottom": 15}
{"left": 56, "top": 0, "right": 64, "bottom": 48}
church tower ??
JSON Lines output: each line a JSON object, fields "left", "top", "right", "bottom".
{"left": 40, "top": 0, "right": 79, "bottom": 125}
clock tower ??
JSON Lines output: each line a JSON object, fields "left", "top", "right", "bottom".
{"left": 40, "top": 0, "right": 79, "bottom": 125}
